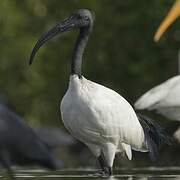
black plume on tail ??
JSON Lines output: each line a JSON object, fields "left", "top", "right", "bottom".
{"left": 137, "top": 113, "right": 171, "bottom": 162}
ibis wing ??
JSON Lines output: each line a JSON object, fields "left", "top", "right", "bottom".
{"left": 85, "top": 81, "right": 146, "bottom": 152}
{"left": 134, "top": 76, "right": 180, "bottom": 110}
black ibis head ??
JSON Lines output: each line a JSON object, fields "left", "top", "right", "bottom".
{"left": 29, "top": 9, "right": 93, "bottom": 65}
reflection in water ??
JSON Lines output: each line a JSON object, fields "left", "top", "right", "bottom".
{"left": 110, "top": 175, "right": 147, "bottom": 180}
{"left": 85, "top": 174, "right": 180, "bottom": 180}
{"left": 1, "top": 168, "right": 180, "bottom": 179}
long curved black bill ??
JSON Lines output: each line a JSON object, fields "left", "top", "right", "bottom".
{"left": 29, "top": 16, "right": 75, "bottom": 65}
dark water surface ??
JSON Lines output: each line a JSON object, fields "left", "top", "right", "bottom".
{"left": 2, "top": 167, "right": 180, "bottom": 179}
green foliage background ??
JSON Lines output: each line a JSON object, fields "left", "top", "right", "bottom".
{"left": 0, "top": 0, "right": 179, "bottom": 129}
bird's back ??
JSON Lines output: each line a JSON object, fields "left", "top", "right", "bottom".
{"left": 134, "top": 75, "right": 180, "bottom": 111}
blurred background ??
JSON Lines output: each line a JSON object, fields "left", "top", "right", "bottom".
{"left": 0, "top": 0, "right": 179, "bottom": 168}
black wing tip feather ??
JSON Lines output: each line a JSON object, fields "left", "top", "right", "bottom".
{"left": 137, "top": 113, "right": 172, "bottom": 162}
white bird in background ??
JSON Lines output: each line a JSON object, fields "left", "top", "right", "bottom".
{"left": 135, "top": 52, "right": 180, "bottom": 121}
{"left": 135, "top": 1, "right": 180, "bottom": 121}
{"left": 29, "top": 9, "right": 169, "bottom": 176}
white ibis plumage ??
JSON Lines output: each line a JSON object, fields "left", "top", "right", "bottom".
{"left": 29, "top": 9, "right": 169, "bottom": 176}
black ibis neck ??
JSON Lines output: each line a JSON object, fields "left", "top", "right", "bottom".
{"left": 71, "top": 26, "right": 91, "bottom": 78}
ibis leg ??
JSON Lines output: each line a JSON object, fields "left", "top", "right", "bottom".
{"left": 98, "top": 153, "right": 112, "bottom": 176}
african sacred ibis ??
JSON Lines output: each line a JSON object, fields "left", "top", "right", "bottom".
{"left": 29, "top": 9, "right": 169, "bottom": 176}
{"left": 135, "top": 1, "right": 180, "bottom": 121}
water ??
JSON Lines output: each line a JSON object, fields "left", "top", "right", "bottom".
{"left": 2, "top": 167, "right": 180, "bottom": 179}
